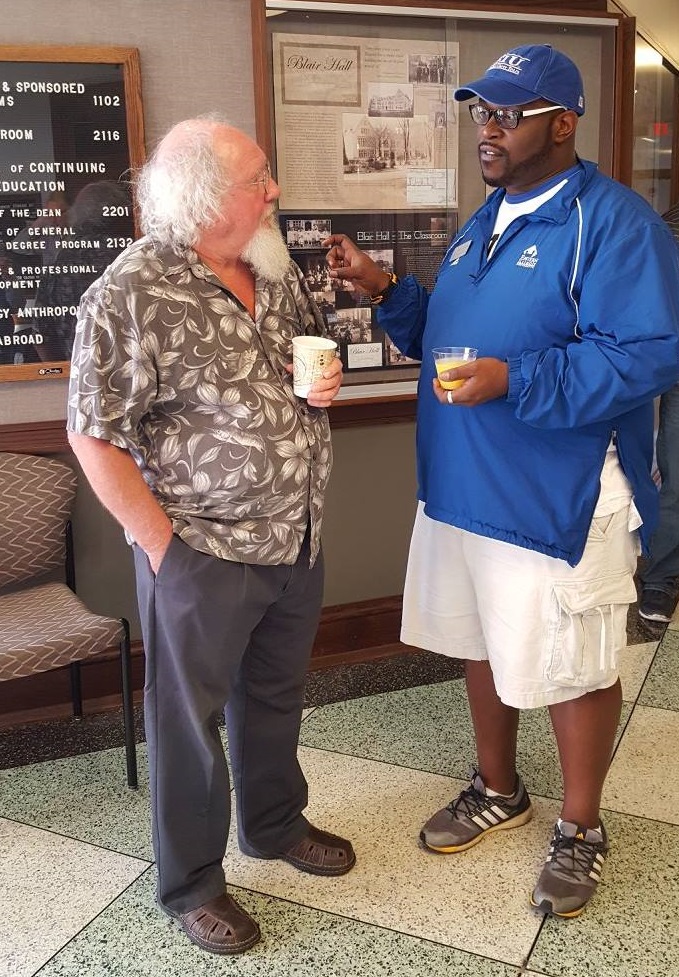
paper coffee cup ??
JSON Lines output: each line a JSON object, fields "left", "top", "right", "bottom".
{"left": 292, "top": 335, "right": 337, "bottom": 398}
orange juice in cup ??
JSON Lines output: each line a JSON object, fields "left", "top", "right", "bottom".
{"left": 432, "top": 346, "right": 478, "bottom": 390}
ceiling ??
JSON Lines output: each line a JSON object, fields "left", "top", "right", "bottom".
{"left": 617, "top": 0, "right": 679, "bottom": 67}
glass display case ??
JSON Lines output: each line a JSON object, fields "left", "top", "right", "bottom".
{"left": 252, "top": 0, "right": 626, "bottom": 413}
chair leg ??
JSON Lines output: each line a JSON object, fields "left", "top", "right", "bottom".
{"left": 70, "top": 662, "right": 83, "bottom": 719}
{"left": 120, "top": 618, "right": 138, "bottom": 789}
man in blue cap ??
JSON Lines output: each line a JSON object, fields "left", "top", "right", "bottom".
{"left": 324, "top": 44, "right": 679, "bottom": 918}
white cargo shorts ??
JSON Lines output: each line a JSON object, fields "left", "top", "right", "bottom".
{"left": 401, "top": 503, "right": 639, "bottom": 708}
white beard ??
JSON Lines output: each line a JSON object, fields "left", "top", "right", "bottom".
{"left": 241, "top": 214, "right": 291, "bottom": 282}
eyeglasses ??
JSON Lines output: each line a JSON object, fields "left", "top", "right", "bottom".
{"left": 469, "top": 103, "right": 566, "bottom": 130}
{"left": 241, "top": 161, "right": 272, "bottom": 194}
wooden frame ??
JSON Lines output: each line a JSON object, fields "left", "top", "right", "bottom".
{"left": 0, "top": 45, "right": 145, "bottom": 383}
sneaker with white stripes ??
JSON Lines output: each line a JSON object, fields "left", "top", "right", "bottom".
{"left": 420, "top": 769, "right": 533, "bottom": 853}
{"left": 530, "top": 819, "right": 609, "bottom": 918}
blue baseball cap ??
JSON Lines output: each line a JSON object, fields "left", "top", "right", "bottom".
{"left": 454, "top": 44, "right": 585, "bottom": 116}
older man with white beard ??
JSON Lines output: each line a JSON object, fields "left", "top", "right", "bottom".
{"left": 67, "top": 118, "right": 351, "bottom": 957}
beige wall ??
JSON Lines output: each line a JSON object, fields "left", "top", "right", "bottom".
{"left": 1, "top": 0, "right": 418, "bottom": 636}
{"left": 67, "top": 424, "right": 418, "bottom": 636}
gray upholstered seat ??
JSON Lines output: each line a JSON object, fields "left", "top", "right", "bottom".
{"left": 0, "top": 451, "right": 137, "bottom": 788}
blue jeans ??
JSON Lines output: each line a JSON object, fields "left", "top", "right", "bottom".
{"left": 640, "top": 383, "right": 679, "bottom": 595}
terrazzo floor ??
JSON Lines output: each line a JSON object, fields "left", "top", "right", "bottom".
{"left": 1, "top": 611, "right": 678, "bottom": 977}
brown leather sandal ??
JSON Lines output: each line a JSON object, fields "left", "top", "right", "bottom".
{"left": 168, "top": 893, "right": 260, "bottom": 955}
{"left": 279, "top": 824, "right": 356, "bottom": 876}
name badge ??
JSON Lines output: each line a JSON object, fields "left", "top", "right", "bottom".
{"left": 449, "top": 240, "right": 472, "bottom": 265}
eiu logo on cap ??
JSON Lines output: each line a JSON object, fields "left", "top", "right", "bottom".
{"left": 489, "top": 53, "right": 532, "bottom": 77}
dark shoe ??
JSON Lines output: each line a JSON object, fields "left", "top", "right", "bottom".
{"left": 420, "top": 769, "right": 533, "bottom": 853}
{"left": 530, "top": 820, "right": 609, "bottom": 918}
{"left": 639, "top": 589, "right": 676, "bottom": 623}
{"left": 247, "top": 824, "right": 356, "bottom": 876}
{"left": 165, "top": 893, "right": 260, "bottom": 955}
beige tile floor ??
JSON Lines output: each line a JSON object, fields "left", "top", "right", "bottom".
{"left": 1, "top": 624, "right": 677, "bottom": 977}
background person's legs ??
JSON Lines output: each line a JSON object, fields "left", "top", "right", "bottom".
{"left": 640, "top": 384, "right": 679, "bottom": 620}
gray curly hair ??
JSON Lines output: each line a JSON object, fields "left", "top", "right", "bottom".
{"left": 136, "top": 116, "right": 235, "bottom": 251}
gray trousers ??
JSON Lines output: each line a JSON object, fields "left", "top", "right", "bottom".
{"left": 133, "top": 531, "right": 323, "bottom": 914}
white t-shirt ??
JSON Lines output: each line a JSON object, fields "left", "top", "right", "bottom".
{"left": 486, "top": 180, "right": 568, "bottom": 258}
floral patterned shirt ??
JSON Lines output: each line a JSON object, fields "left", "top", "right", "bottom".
{"left": 67, "top": 237, "right": 332, "bottom": 566}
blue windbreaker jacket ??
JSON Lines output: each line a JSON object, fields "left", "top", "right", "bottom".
{"left": 378, "top": 160, "right": 679, "bottom": 565}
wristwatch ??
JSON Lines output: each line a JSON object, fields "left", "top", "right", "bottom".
{"left": 369, "top": 272, "right": 399, "bottom": 306}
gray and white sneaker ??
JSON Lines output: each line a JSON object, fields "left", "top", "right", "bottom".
{"left": 531, "top": 819, "right": 609, "bottom": 918}
{"left": 420, "top": 769, "right": 533, "bottom": 853}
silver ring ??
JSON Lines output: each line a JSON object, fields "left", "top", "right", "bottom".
{"left": 447, "top": 389, "right": 454, "bottom": 405}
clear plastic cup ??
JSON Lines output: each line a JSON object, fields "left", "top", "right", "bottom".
{"left": 432, "top": 346, "right": 478, "bottom": 390}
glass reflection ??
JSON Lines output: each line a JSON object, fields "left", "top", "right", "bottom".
{"left": 632, "top": 36, "right": 677, "bottom": 215}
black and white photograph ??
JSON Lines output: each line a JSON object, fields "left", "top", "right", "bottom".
{"left": 285, "top": 217, "right": 332, "bottom": 249}
{"left": 312, "top": 290, "right": 336, "bottom": 324}
{"left": 385, "top": 333, "right": 420, "bottom": 366}
{"left": 408, "top": 54, "right": 457, "bottom": 86}
{"left": 293, "top": 252, "right": 334, "bottom": 292}
{"left": 367, "top": 83, "right": 414, "bottom": 118}
{"left": 342, "top": 114, "right": 438, "bottom": 176}
{"left": 364, "top": 248, "right": 394, "bottom": 277}
{"left": 332, "top": 306, "right": 374, "bottom": 345}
